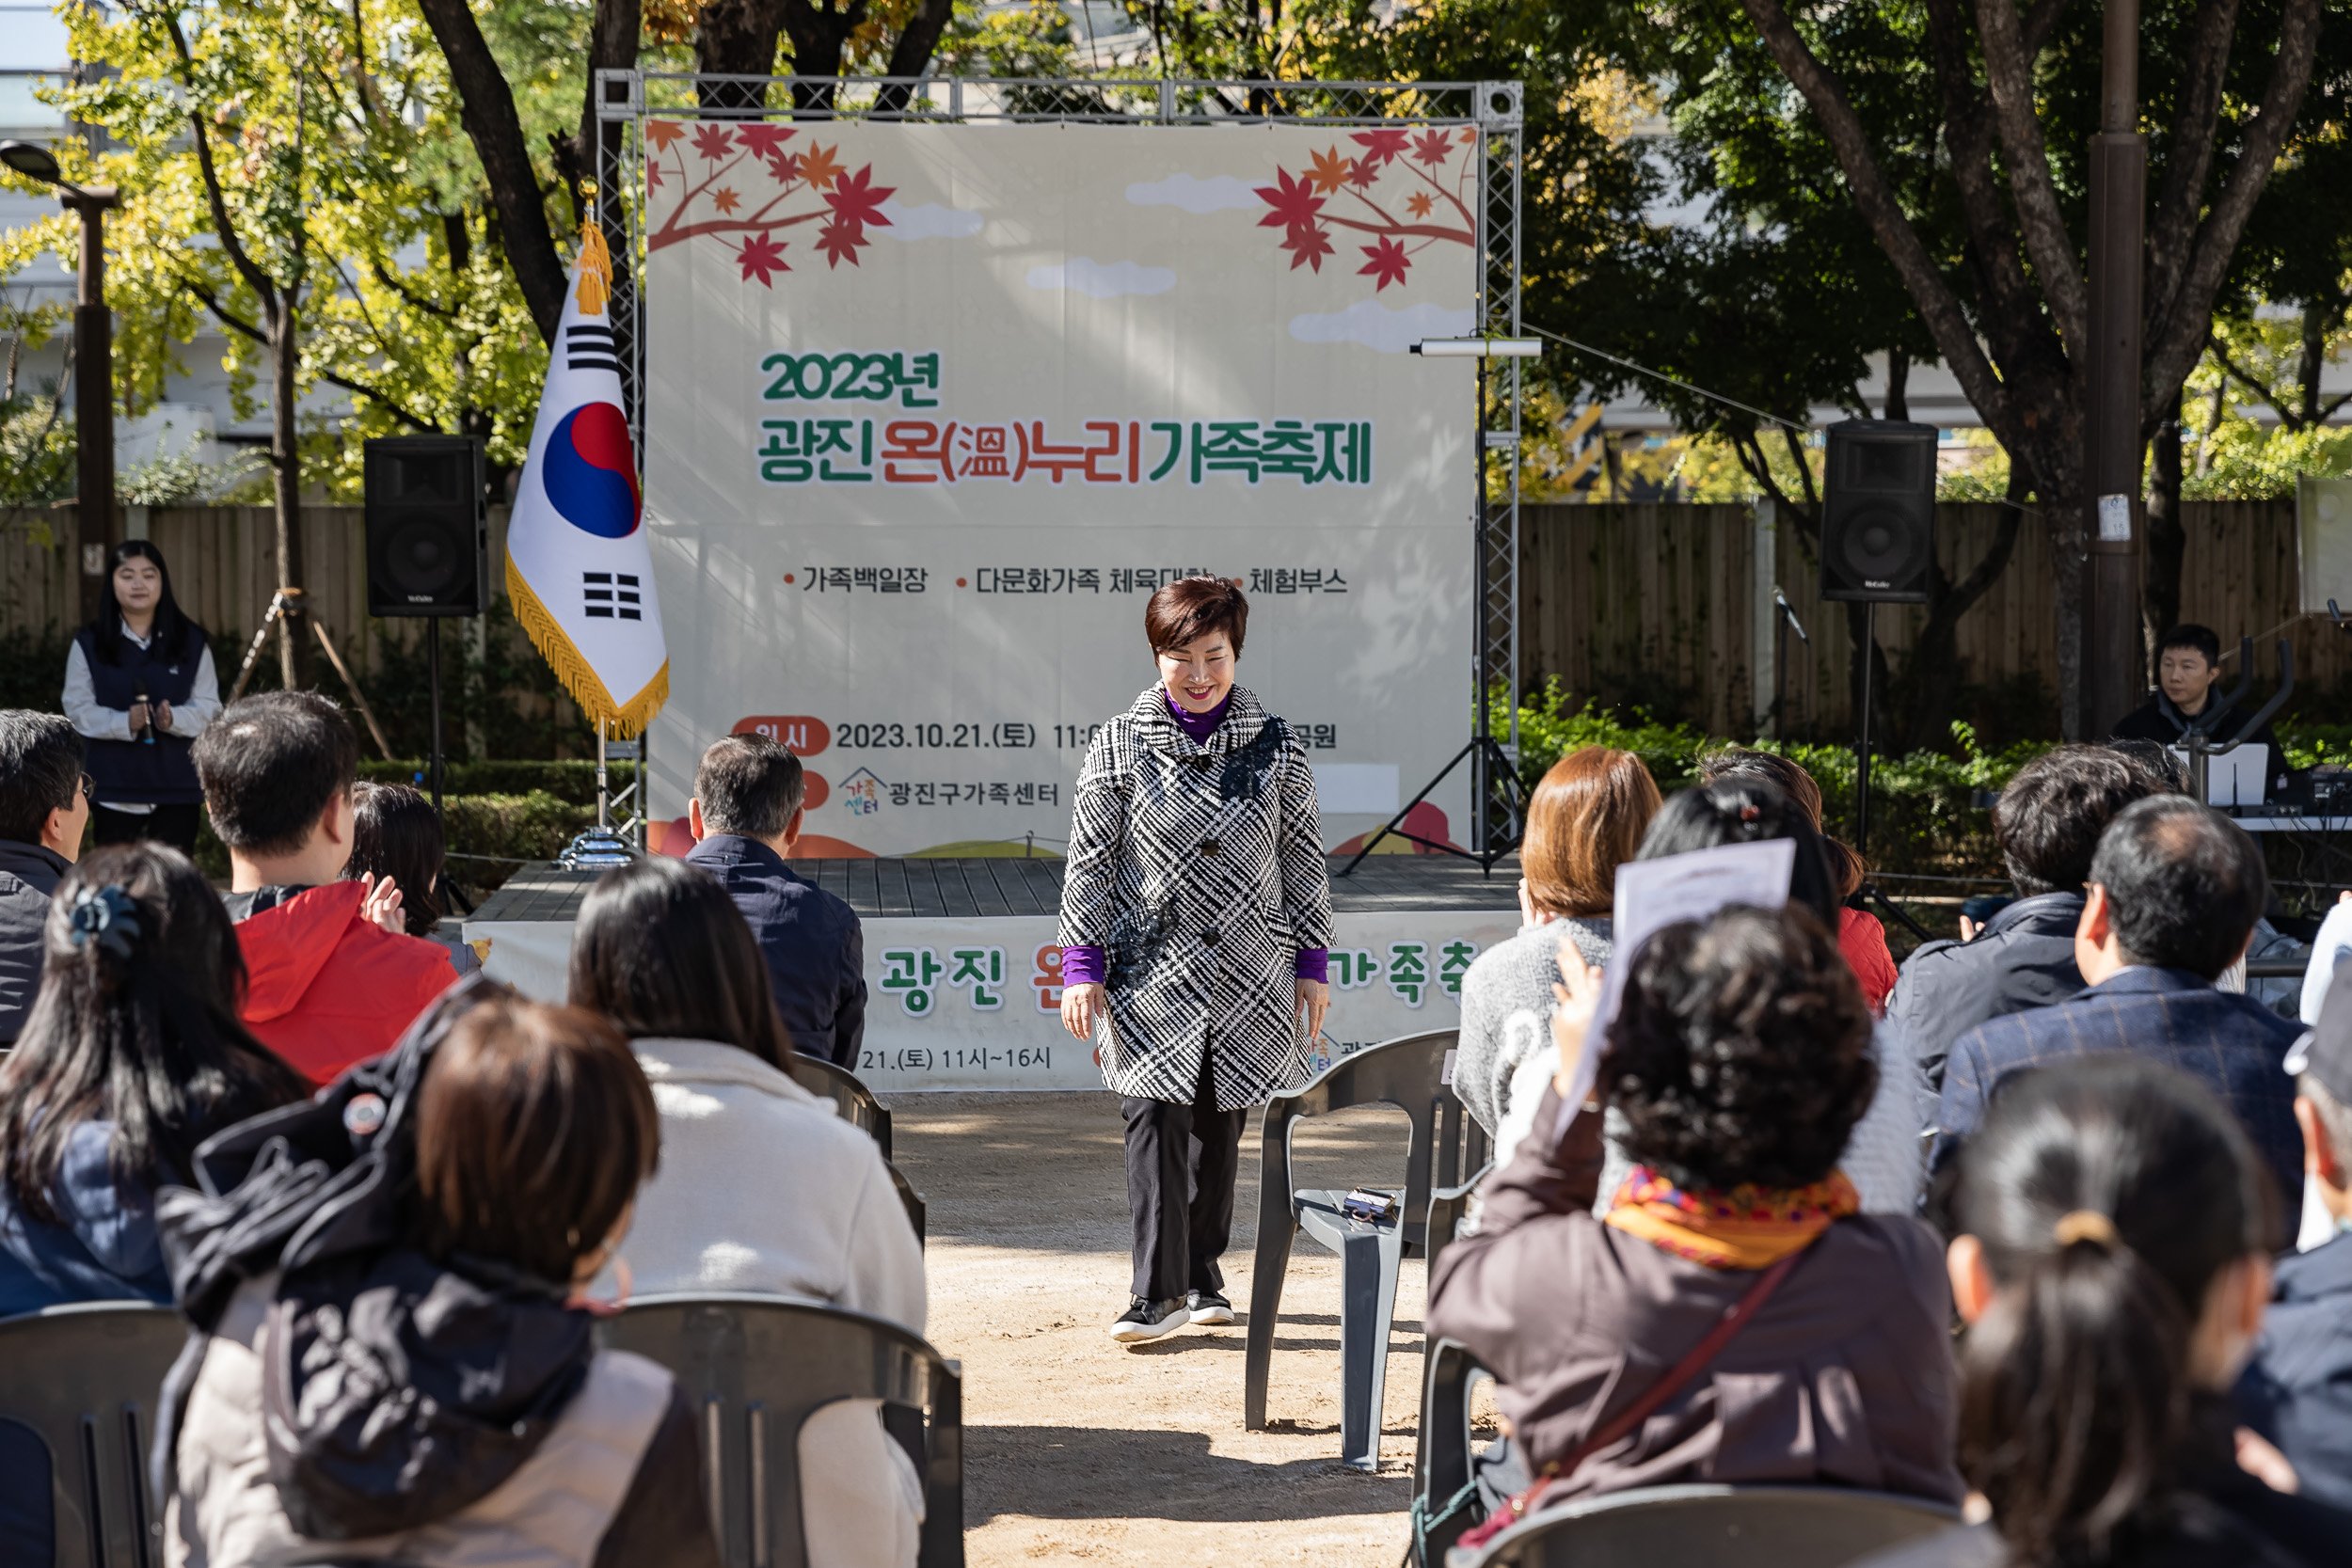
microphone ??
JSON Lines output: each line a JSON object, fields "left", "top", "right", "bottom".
{"left": 1774, "top": 589, "right": 1809, "bottom": 645}
{"left": 132, "top": 679, "right": 156, "bottom": 745}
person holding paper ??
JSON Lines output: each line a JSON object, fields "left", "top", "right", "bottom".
{"left": 1426, "top": 902, "right": 1962, "bottom": 1519}
{"left": 1057, "top": 578, "right": 1335, "bottom": 1344}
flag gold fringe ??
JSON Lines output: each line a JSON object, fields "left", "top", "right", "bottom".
{"left": 507, "top": 558, "right": 668, "bottom": 739}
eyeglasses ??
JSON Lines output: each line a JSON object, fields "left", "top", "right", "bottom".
{"left": 77, "top": 774, "right": 94, "bottom": 804}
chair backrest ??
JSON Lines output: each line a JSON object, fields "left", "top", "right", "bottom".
{"left": 1473, "top": 1483, "right": 1962, "bottom": 1568}
{"left": 599, "top": 1293, "right": 962, "bottom": 1568}
{"left": 0, "top": 1302, "right": 188, "bottom": 1568}
{"left": 1263, "top": 1029, "right": 1477, "bottom": 1252}
{"left": 786, "top": 1056, "right": 894, "bottom": 1161}
{"left": 1413, "top": 1336, "right": 1491, "bottom": 1564}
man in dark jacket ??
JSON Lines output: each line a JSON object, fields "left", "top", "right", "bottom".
{"left": 2239, "top": 965, "right": 2352, "bottom": 1512}
{"left": 2111, "top": 622, "right": 2293, "bottom": 800}
{"left": 191, "top": 692, "right": 453, "bottom": 1083}
{"left": 0, "top": 712, "right": 88, "bottom": 1043}
{"left": 686, "top": 733, "right": 866, "bottom": 1068}
{"left": 1934, "top": 796, "right": 2306, "bottom": 1203}
{"left": 1886, "top": 746, "right": 2157, "bottom": 1109}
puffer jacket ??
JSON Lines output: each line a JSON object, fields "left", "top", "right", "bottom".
{"left": 0, "top": 837, "right": 67, "bottom": 1043}
{"left": 223, "top": 881, "right": 456, "bottom": 1083}
{"left": 153, "top": 974, "right": 720, "bottom": 1568}
{"left": 0, "top": 1120, "right": 172, "bottom": 1316}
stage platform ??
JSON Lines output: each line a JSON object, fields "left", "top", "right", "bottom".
{"left": 465, "top": 854, "right": 1524, "bottom": 1092}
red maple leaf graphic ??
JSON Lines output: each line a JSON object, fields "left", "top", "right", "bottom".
{"left": 1255, "top": 166, "right": 1325, "bottom": 232}
{"left": 1410, "top": 129, "right": 1454, "bottom": 167}
{"left": 646, "top": 162, "right": 665, "bottom": 190}
{"left": 1350, "top": 129, "right": 1410, "bottom": 167}
{"left": 644, "top": 119, "right": 688, "bottom": 152}
{"left": 1281, "top": 223, "right": 1335, "bottom": 273}
{"left": 735, "top": 124, "right": 797, "bottom": 161}
{"left": 734, "top": 232, "right": 789, "bottom": 286}
{"left": 712, "top": 186, "right": 741, "bottom": 214}
{"left": 1348, "top": 160, "right": 1377, "bottom": 190}
{"left": 823, "top": 165, "right": 895, "bottom": 230}
{"left": 691, "top": 124, "right": 736, "bottom": 163}
{"left": 1358, "top": 236, "right": 1410, "bottom": 291}
{"left": 816, "top": 219, "right": 869, "bottom": 268}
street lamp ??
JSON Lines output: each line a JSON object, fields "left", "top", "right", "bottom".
{"left": 2, "top": 139, "right": 120, "bottom": 627}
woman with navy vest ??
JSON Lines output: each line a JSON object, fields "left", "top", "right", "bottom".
{"left": 62, "top": 542, "right": 218, "bottom": 854}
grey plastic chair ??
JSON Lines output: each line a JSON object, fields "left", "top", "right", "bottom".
{"left": 600, "top": 1293, "right": 963, "bottom": 1568}
{"left": 1462, "top": 1483, "right": 1961, "bottom": 1568}
{"left": 785, "top": 1056, "right": 924, "bottom": 1245}
{"left": 0, "top": 1302, "right": 187, "bottom": 1568}
{"left": 787, "top": 1055, "right": 894, "bottom": 1160}
{"left": 1243, "top": 1028, "right": 1486, "bottom": 1471}
{"left": 1412, "top": 1336, "right": 1493, "bottom": 1567}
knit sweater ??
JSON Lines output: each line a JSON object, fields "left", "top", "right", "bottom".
{"left": 1454, "top": 915, "right": 1613, "bottom": 1169}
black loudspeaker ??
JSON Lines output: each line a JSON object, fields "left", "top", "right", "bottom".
{"left": 365, "top": 436, "right": 487, "bottom": 617}
{"left": 1819, "top": 420, "right": 1937, "bottom": 604}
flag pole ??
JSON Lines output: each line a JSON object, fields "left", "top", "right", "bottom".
{"left": 596, "top": 716, "right": 610, "bottom": 831}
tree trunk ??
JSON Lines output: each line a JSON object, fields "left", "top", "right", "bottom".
{"left": 2050, "top": 489, "right": 2085, "bottom": 740}
{"left": 1883, "top": 349, "right": 1910, "bottom": 421}
{"left": 556, "top": 0, "right": 644, "bottom": 229}
{"left": 876, "top": 0, "right": 956, "bottom": 113}
{"left": 778, "top": 0, "right": 868, "bottom": 111}
{"left": 1889, "top": 486, "right": 2026, "bottom": 752}
{"left": 2303, "top": 301, "right": 2327, "bottom": 427}
{"left": 271, "top": 298, "right": 310, "bottom": 689}
{"left": 411, "top": 0, "right": 569, "bottom": 343}
{"left": 2142, "top": 396, "right": 2186, "bottom": 689}
{"left": 696, "top": 0, "right": 787, "bottom": 113}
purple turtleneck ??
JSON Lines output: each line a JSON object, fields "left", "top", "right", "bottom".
{"left": 1059, "top": 688, "right": 1328, "bottom": 989}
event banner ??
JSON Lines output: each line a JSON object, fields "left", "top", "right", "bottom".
{"left": 464, "top": 911, "right": 1521, "bottom": 1092}
{"left": 639, "top": 119, "right": 1480, "bottom": 856}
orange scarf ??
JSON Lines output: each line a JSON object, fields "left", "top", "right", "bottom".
{"left": 1603, "top": 1165, "right": 1860, "bottom": 1270}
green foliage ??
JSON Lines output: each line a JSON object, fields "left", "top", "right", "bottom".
{"left": 1498, "top": 677, "right": 2047, "bottom": 877}
{"left": 0, "top": 395, "right": 76, "bottom": 509}
{"left": 360, "top": 758, "right": 637, "bottom": 806}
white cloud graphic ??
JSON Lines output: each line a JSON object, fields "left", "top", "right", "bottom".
{"left": 1124, "top": 173, "right": 1265, "bottom": 214}
{"left": 1025, "top": 258, "right": 1177, "bottom": 298}
{"left": 872, "top": 199, "right": 983, "bottom": 241}
{"left": 1288, "top": 299, "right": 1478, "bottom": 354}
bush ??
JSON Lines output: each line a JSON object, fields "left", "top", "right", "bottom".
{"left": 360, "top": 759, "right": 638, "bottom": 808}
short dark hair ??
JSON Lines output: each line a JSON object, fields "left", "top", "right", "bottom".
{"left": 347, "top": 782, "right": 447, "bottom": 936}
{"left": 0, "top": 844, "right": 307, "bottom": 1222}
{"left": 2159, "top": 624, "right": 2222, "bottom": 667}
{"left": 694, "top": 733, "right": 805, "bottom": 839}
{"left": 410, "top": 994, "right": 660, "bottom": 1286}
{"left": 2089, "top": 796, "right": 2266, "bottom": 979}
{"left": 1144, "top": 576, "right": 1248, "bottom": 657}
{"left": 1994, "top": 746, "right": 2160, "bottom": 897}
{"left": 1635, "top": 778, "right": 1843, "bottom": 931}
{"left": 2102, "top": 738, "right": 2186, "bottom": 796}
{"left": 568, "top": 855, "right": 795, "bottom": 1068}
{"left": 191, "top": 691, "right": 359, "bottom": 856}
{"left": 1602, "top": 903, "right": 1878, "bottom": 1190}
{"left": 0, "top": 711, "right": 84, "bottom": 846}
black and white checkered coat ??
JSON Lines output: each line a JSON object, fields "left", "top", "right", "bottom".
{"left": 1059, "top": 685, "right": 1335, "bottom": 1110}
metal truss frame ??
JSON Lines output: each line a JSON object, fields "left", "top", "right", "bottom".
{"left": 593, "top": 72, "right": 1525, "bottom": 854}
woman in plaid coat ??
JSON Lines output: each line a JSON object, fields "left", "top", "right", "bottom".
{"left": 1058, "top": 578, "right": 1335, "bottom": 1342}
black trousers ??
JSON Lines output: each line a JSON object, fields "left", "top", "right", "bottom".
{"left": 1122, "top": 1042, "right": 1248, "bottom": 1303}
{"left": 92, "top": 803, "right": 201, "bottom": 855}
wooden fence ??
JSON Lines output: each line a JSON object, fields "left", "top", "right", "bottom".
{"left": 4, "top": 498, "right": 2334, "bottom": 742}
{"left": 1520, "top": 499, "right": 2333, "bottom": 737}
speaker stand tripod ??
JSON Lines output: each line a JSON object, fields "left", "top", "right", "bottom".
{"left": 1336, "top": 733, "right": 1526, "bottom": 877}
{"left": 226, "top": 586, "right": 395, "bottom": 761}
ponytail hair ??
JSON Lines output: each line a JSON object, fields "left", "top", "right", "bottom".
{"left": 1949, "top": 1057, "right": 2279, "bottom": 1565}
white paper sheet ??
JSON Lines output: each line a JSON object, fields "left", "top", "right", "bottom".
{"left": 1560, "top": 838, "right": 1799, "bottom": 1116}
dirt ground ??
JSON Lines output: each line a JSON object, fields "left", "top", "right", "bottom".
{"left": 883, "top": 1089, "right": 1467, "bottom": 1565}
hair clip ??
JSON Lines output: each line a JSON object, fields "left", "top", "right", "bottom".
{"left": 66, "top": 884, "right": 141, "bottom": 961}
{"left": 2052, "top": 1209, "right": 2120, "bottom": 1250}
{"left": 1738, "top": 803, "right": 1761, "bottom": 822}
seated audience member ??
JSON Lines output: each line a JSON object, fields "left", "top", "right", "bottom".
{"left": 2237, "top": 964, "right": 2352, "bottom": 1512}
{"left": 2111, "top": 622, "right": 2292, "bottom": 800}
{"left": 0, "top": 845, "right": 306, "bottom": 1316}
{"left": 684, "top": 733, "right": 866, "bottom": 1068}
{"left": 190, "top": 692, "right": 454, "bottom": 1083}
{"left": 1619, "top": 780, "right": 1925, "bottom": 1213}
{"left": 2107, "top": 736, "right": 2189, "bottom": 794}
{"left": 1455, "top": 746, "right": 1659, "bottom": 1166}
{"left": 569, "top": 854, "right": 927, "bottom": 1568}
{"left": 1428, "top": 904, "right": 1963, "bottom": 1515}
{"left": 165, "top": 990, "right": 721, "bottom": 1568}
{"left": 1933, "top": 796, "right": 2304, "bottom": 1203}
{"left": 0, "top": 712, "right": 88, "bottom": 1044}
{"left": 1860, "top": 1056, "right": 2352, "bottom": 1568}
{"left": 346, "top": 781, "right": 479, "bottom": 975}
{"left": 1697, "top": 749, "right": 1896, "bottom": 1012}
{"left": 1888, "top": 747, "right": 2157, "bottom": 1105}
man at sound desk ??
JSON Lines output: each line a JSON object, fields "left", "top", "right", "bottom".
{"left": 2110, "top": 623, "right": 2293, "bottom": 802}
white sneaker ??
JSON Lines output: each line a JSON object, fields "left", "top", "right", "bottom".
{"left": 1109, "top": 1296, "right": 1188, "bottom": 1342}
{"left": 1187, "top": 1290, "right": 1234, "bottom": 1325}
